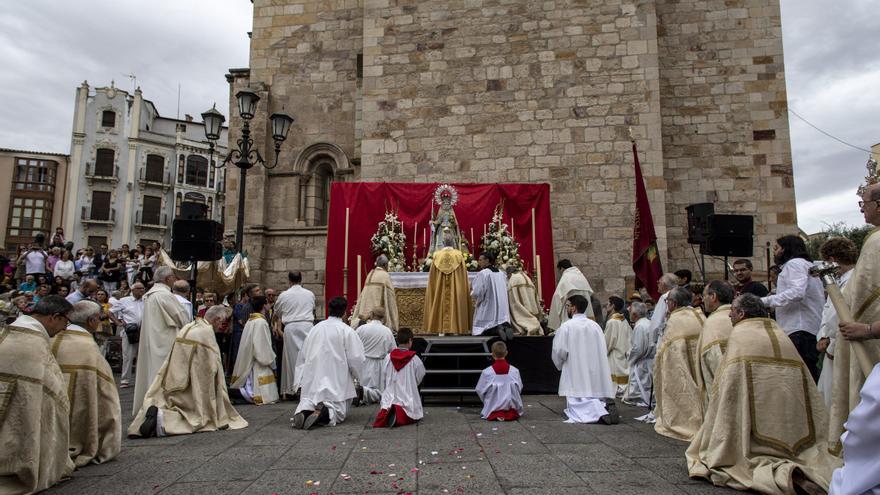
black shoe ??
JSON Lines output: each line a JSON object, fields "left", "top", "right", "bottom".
{"left": 353, "top": 385, "right": 364, "bottom": 407}
{"left": 291, "top": 410, "right": 310, "bottom": 430}
{"left": 503, "top": 326, "right": 515, "bottom": 341}
{"left": 304, "top": 404, "right": 328, "bottom": 430}
{"left": 599, "top": 400, "right": 620, "bottom": 425}
{"left": 139, "top": 406, "right": 159, "bottom": 437}
{"left": 386, "top": 407, "right": 397, "bottom": 428}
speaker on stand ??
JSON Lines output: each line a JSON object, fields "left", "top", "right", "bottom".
{"left": 171, "top": 204, "right": 223, "bottom": 318}
{"left": 700, "top": 214, "right": 754, "bottom": 280}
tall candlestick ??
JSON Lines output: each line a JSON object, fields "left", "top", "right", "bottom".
{"left": 536, "top": 254, "right": 543, "bottom": 300}
{"left": 412, "top": 221, "right": 418, "bottom": 262}
{"left": 343, "top": 207, "right": 350, "bottom": 299}
{"left": 531, "top": 208, "right": 537, "bottom": 273}
{"left": 511, "top": 220, "right": 515, "bottom": 239}
{"left": 356, "top": 255, "right": 362, "bottom": 297}
{"left": 470, "top": 227, "right": 474, "bottom": 249}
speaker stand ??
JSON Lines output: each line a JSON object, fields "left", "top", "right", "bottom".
{"left": 723, "top": 255, "right": 729, "bottom": 281}
{"left": 188, "top": 257, "right": 198, "bottom": 320}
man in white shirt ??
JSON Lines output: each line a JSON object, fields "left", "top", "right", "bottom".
{"left": 551, "top": 294, "right": 617, "bottom": 424}
{"left": 24, "top": 243, "right": 48, "bottom": 277}
{"left": 66, "top": 278, "right": 98, "bottom": 304}
{"left": 761, "top": 235, "right": 824, "bottom": 381}
{"left": 355, "top": 307, "right": 396, "bottom": 405}
{"left": 111, "top": 282, "right": 146, "bottom": 388}
{"left": 274, "top": 271, "right": 315, "bottom": 398}
{"left": 172, "top": 280, "right": 194, "bottom": 323}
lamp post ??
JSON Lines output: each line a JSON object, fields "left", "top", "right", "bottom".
{"left": 201, "top": 90, "right": 294, "bottom": 254}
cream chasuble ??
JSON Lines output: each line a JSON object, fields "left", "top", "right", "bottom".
{"left": 129, "top": 318, "right": 247, "bottom": 437}
{"left": 696, "top": 304, "right": 733, "bottom": 409}
{"left": 686, "top": 318, "right": 840, "bottom": 494}
{"left": 231, "top": 314, "right": 278, "bottom": 405}
{"left": 653, "top": 306, "right": 705, "bottom": 441}
{"left": 133, "top": 282, "right": 190, "bottom": 415}
{"left": 604, "top": 314, "right": 632, "bottom": 392}
{"left": 51, "top": 325, "right": 122, "bottom": 467}
{"left": 351, "top": 267, "right": 400, "bottom": 330}
{"left": 424, "top": 248, "right": 472, "bottom": 334}
{"left": 0, "top": 316, "right": 74, "bottom": 494}
{"left": 829, "top": 228, "right": 880, "bottom": 455}
{"left": 507, "top": 271, "right": 542, "bottom": 335}
{"left": 548, "top": 267, "right": 594, "bottom": 331}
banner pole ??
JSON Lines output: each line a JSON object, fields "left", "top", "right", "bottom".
{"left": 343, "top": 207, "right": 350, "bottom": 299}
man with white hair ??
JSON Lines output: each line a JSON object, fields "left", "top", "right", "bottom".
{"left": 648, "top": 273, "right": 679, "bottom": 345}
{"left": 172, "top": 280, "right": 194, "bottom": 323}
{"left": 351, "top": 254, "right": 399, "bottom": 330}
{"left": 623, "top": 301, "right": 653, "bottom": 407}
{"left": 132, "top": 265, "right": 190, "bottom": 415}
{"left": 111, "top": 282, "right": 146, "bottom": 388}
{"left": 52, "top": 300, "right": 121, "bottom": 466}
{"left": 129, "top": 304, "right": 248, "bottom": 437}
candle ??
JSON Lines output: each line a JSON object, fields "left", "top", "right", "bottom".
{"left": 531, "top": 208, "right": 537, "bottom": 273}
{"left": 536, "top": 254, "right": 542, "bottom": 300}
{"left": 511, "top": 220, "right": 515, "bottom": 239}
{"left": 413, "top": 221, "right": 418, "bottom": 253}
{"left": 356, "top": 255, "right": 362, "bottom": 297}
{"left": 470, "top": 227, "right": 474, "bottom": 248}
{"left": 343, "top": 208, "right": 350, "bottom": 298}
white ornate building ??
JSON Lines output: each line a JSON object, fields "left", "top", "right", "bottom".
{"left": 65, "top": 81, "right": 228, "bottom": 250}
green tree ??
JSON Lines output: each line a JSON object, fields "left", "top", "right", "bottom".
{"left": 806, "top": 222, "right": 874, "bottom": 260}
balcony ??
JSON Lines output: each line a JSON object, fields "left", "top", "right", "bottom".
{"left": 138, "top": 167, "right": 172, "bottom": 192}
{"left": 135, "top": 210, "right": 169, "bottom": 231}
{"left": 80, "top": 206, "right": 116, "bottom": 225}
{"left": 84, "top": 162, "right": 120, "bottom": 185}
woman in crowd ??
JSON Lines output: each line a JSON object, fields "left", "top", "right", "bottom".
{"left": 98, "top": 249, "right": 122, "bottom": 292}
{"left": 53, "top": 250, "right": 76, "bottom": 282}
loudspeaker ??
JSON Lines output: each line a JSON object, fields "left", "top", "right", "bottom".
{"left": 685, "top": 203, "right": 714, "bottom": 244}
{"left": 700, "top": 214, "right": 754, "bottom": 257}
{"left": 171, "top": 219, "right": 223, "bottom": 261}
{"left": 180, "top": 202, "right": 208, "bottom": 220}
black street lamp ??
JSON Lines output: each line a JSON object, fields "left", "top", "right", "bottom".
{"left": 201, "top": 91, "right": 294, "bottom": 254}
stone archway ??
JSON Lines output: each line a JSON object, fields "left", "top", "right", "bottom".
{"left": 293, "top": 143, "right": 351, "bottom": 226}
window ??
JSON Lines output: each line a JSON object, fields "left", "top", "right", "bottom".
{"left": 145, "top": 154, "right": 164, "bottom": 182}
{"left": 315, "top": 163, "right": 333, "bottom": 226}
{"left": 101, "top": 110, "right": 116, "bottom": 128}
{"left": 95, "top": 148, "right": 114, "bottom": 176}
{"left": 177, "top": 155, "right": 185, "bottom": 183}
{"left": 90, "top": 191, "right": 111, "bottom": 221}
{"left": 142, "top": 196, "right": 162, "bottom": 225}
{"left": 185, "top": 155, "right": 208, "bottom": 187}
{"left": 208, "top": 159, "right": 215, "bottom": 188}
{"left": 87, "top": 236, "right": 107, "bottom": 250}
{"left": 175, "top": 192, "right": 182, "bottom": 217}
{"left": 13, "top": 158, "right": 57, "bottom": 193}
{"left": 7, "top": 197, "right": 52, "bottom": 240}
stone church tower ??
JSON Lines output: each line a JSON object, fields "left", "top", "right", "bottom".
{"left": 226, "top": 0, "right": 796, "bottom": 307}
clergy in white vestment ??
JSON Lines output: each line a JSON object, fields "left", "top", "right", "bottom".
{"left": 172, "top": 280, "right": 195, "bottom": 323}
{"left": 0, "top": 296, "right": 75, "bottom": 494}
{"left": 686, "top": 294, "right": 840, "bottom": 494}
{"left": 132, "top": 266, "right": 190, "bottom": 415}
{"left": 603, "top": 296, "right": 632, "bottom": 396}
{"left": 648, "top": 273, "right": 679, "bottom": 346}
{"left": 355, "top": 307, "right": 396, "bottom": 405}
{"left": 695, "top": 280, "right": 735, "bottom": 409}
{"left": 129, "top": 305, "right": 247, "bottom": 438}
{"left": 505, "top": 266, "right": 543, "bottom": 335}
{"left": 230, "top": 296, "right": 278, "bottom": 405}
{"left": 274, "top": 271, "right": 316, "bottom": 398}
{"left": 351, "top": 255, "right": 399, "bottom": 330}
{"left": 552, "top": 294, "right": 617, "bottom": 424}
{"left": 471, "top": 253, "right": 511, "bottom": 335}
{"left": 547, "top": 259, "right": 594, "bottom": 332}
{"left": 653, "top": 287, "right": 705, "bottom": 441}
{"left": 292, "top": 296, "right": 366, "bottom": 430}
{"left": 623, "top": 302, "right": 653, "bottom": 407}
{"left": 373, "top": 328, "right": 425, "bottom": 428}
{"left": 52, "top": 301, "right": 122, "bottom": 467}
{"left": 830, "top": 362, "right": 880, "bottom": 494}
{"left": 476, "top": 341, "right": 524, "bottom": 421}
{"left": 814, "top": 237, "right": 857, "bottom": 409}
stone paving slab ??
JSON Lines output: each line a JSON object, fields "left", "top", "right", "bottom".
{"left": 45, "top": 384, "right": 747, "bottom": 494}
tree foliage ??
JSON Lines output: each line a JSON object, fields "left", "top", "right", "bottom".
{"left": 806, "top": 222, "right": 874, "bottom": 260}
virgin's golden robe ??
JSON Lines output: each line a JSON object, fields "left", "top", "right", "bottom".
{"left": 654, "top": 306, "right": 705, "bottom": 441}
{"left": 424, "top": 248, "right": 472, "bottom": 334}
{"left": 687, "top": 318, "right": 840, "bottom": 494}
{"left": 829, "top": 227, "right": 880, "bottom": 455}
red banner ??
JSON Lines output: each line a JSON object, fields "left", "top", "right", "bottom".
{"left": 325, "top": 182, "right": 556, "bottom": 313}
{"left": 631, "top": 142, "right": 663, "bottom": 300}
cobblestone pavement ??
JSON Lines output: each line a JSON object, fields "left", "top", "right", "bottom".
{"left": 47, "top": 385, "right": 741, "bottom": 494}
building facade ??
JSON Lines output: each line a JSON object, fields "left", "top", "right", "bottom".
{"left": 227, "top": 0, "right": 797, "bottom": 305}
{"left": 65, "top": 81, "right": 228, "bottom": 251}
{"left": 0, "top": 149, "right": 69, "bottom": 254}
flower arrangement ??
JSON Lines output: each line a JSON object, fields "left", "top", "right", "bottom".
{"left": 478, "top": 205, "right": 523, "bottom": 272}
{"left": 370, "top": 211, "right": 407, "bottom": 272}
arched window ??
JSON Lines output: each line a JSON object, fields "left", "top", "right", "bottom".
{"left": 101, "top": 110, "right": 115, "bottom": 128}
{"left": 145, "top": 154, "right": 164, "bottom": 182}
{"left": 185, "top": 155, "right": 208, "bottom": 187}
{"left": 313, "top": 161, "right": 334, "bottom": 226}
{"left": 95, "top": 148, "right": 114, "bottom": 176}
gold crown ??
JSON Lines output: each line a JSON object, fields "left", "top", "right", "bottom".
{"left": 858, "top": 156, "right": 879, "bottom": 196}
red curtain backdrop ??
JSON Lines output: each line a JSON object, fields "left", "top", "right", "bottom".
{"left": 325, "top": 182, "right": 556, "bottom": 313}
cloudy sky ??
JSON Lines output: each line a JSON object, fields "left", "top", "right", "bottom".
{"left": 1, "top": 0, "right": 876, "bottom": 234}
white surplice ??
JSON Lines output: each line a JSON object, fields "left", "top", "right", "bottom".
{"left": 379, "top": 350, "right": 426, "bottom": 420}
{"left": 475, "top": 362, "right": 524, "bottom": 419}
{"left": 648, "top": 290, "right": 669, "bottom": 345}
{"left": 552, "top": 313, "right": 615, "bottom": 422}
{"left": 275, "top": 284, "right": 316, "bottom": 396}
{"left": 231, "top": 314, "right": 278, "bottom": 405}
{"left": 294, "top": 317, "right": 366, "bottom": 425}
{"left": 817, "top": 269, "right": 852, "bottom": 409}
{"left": 357, "top": 320, "right": 396, "bottom": 403}
{"left": 624, "top": 317, "right": 654, "bottom": 407}
{"left": 548, "top": 267, "right": 594, "bottom": 331}
{"left": 132, "top": 282, "right": 190, "bottom": 415}
{"left": 830, "top": 363, "right": 880, "bottom": 494}
{"left": 471, "top": 268, "right": 510, "bottom": 335}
